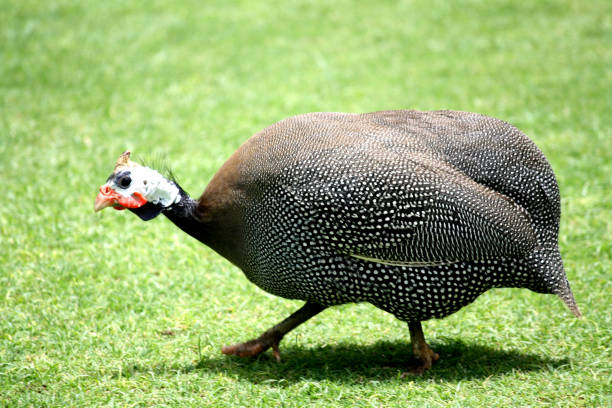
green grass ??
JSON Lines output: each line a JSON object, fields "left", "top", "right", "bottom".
{"left": 1, "top": 0, "right": 610, "bottom": 406}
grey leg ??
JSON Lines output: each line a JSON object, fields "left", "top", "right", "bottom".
{"left": 222, "top": 302, "right": 325, "bottom": 362}
{"left": 405, "top": 321, "right": 439, "bottom": 375}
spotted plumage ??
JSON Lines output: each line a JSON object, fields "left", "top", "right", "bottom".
{"left": 95, "top": 110, "right": 579, "bottom": 373}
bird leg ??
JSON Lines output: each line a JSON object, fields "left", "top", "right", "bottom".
{"left": 221, "top": 302, "right": 325, "bottom": 362}
{"left": 404, "top": 321, "right": 439, "bottom": 376}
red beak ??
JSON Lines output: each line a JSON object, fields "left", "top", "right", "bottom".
{"left": 95, "top": 185, "right": 122, "bottom": 211}
{"left": 94, "top": 185, "right": 147, "bottom": 212}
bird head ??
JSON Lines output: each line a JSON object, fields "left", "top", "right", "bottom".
{"left": 94, "top": 151, "right": 180, "bottom": 220}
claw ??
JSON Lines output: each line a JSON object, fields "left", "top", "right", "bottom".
{"left": 221, "top": 335, "right": 283, "bottom": 361}
{"left": 405, "top": 321, "right": 439, "bottom": 376}
{"left": 220, "top": 303, "right": 325, "bottom": 363}
{"left": 401, "top": 348, "right": 439, "bottom": 377}
{"left": 221, "top": 339, "right": 267, "bottom": 358}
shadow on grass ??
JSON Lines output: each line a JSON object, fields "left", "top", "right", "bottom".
{"left": 120, "top": 339, "right": 570, "bottom": 383}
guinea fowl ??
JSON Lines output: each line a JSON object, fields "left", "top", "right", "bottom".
{"left": 94, "top": 110, "right": 580, "bottom": 374}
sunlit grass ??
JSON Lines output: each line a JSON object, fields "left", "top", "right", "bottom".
{"left": 0, "top": 0, "right": 610, "bottom": 406}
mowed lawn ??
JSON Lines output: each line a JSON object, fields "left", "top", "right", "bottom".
{"left": 1, "top": 0, "right": 610, "bottom": 406}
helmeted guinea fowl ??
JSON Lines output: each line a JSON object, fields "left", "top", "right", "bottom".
{"left": 94, "top": 110, "right": 580, "bottom": 374}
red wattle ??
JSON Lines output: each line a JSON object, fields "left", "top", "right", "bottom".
{"left": 117, "top": 191, "right": 148, "bottom": 209}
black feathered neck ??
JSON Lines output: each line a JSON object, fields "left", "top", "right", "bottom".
{"left": 161, "top": 186, "right": 206, "bottom": 242}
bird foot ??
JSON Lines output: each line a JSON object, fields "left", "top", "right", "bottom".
{"left": 402, "top": 345, "right": 439, "bottom": 377}
{"left": 221, "top": 333, "right": 283, "bottom": 362}
{"left": 221, "top": 303, "right": 325, "bottom": 363}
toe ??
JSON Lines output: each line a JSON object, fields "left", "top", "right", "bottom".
{"left": 221, "top": 341, "right": 266, "bottom": 358}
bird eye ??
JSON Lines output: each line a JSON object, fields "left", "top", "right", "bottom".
{"left": 118, "top": 175, "right": 132, "bottom": 188}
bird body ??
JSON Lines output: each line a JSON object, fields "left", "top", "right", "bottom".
{"left": 95, "top": 110, "right": 579, "bottom": 373}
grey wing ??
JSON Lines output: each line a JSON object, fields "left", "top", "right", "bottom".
{"left": 294, "top": 156, "right": 537, "bottom": 266}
